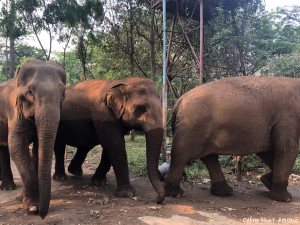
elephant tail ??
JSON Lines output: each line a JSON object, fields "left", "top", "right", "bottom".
{"left": 171, "top": 98, "right": 182, "bottom": 135}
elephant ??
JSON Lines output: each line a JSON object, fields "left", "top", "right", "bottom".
{"left": 63, "top": 146, "right": 110, "bottom": 186}
{"left": 53, "top": 77, "right": 165, "bottom": 203}
{"left": 0, "top": 60, "right": 66, "bottom": 218}
{"left": 164, "top": 76, "right": 300, "bottom": 203}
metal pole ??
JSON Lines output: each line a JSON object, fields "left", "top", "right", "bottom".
{"left": 199, "top": 0, "right": 204, "bottom": 83}
{"left": 161, "top": 0, "right": 167, "bottom": 162}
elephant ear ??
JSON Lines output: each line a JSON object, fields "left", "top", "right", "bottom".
{"left": 104, "top": 84, "right": 128, "bottom": 119}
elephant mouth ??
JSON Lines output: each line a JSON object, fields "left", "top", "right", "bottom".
{"left": 28, "top": 114, "right": 35, "bottom": 123}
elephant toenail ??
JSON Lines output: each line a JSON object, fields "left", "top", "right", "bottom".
{"left": 29, "top": 206, "right": 38, "bottom": 212}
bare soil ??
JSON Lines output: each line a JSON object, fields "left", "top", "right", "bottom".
{"left": 1, "top": 156, "right": 300, "bottom": 225}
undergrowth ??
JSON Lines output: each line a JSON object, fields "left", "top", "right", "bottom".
{"left": 74, "top": 135, "right": 300, "bottom": 183}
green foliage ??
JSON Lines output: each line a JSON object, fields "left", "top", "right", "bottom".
{"left": 184, "top": 161, "right": 208, "bottom": 183}
{"left": 55, "top": 50, "right": 82, "bottom": 86}
{"left": 0, "top": 1, "right": 26, "bottom": 39}
{"left": 262, "top": 51, "right": 300, "bottom": 77}
{"left": 292, "top": 157, "right": 300, "bottom": 174}
{"left": 125, "top": 135, "right": 148, "bottom": 177}
{"left": 0, "top": 44, "right": 45, "bottom": 82}
{"left": 204, "top": 1, "right": 271, "bottom": 78}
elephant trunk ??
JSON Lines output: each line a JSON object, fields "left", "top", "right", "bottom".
{"left": 35, "top": 104, "right": 60, "bottom": 219}
{"left": 145, "top": 127, "right": 165, "bottom": 203}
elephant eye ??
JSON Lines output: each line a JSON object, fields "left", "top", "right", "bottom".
{"left": 134, "top": 104, "right": 147, "bottom": 118}
{"left": 61, "top": 90, "right": 66, "bottom": 101}
{"left": 27, "top": 90, "right": 33, "bottom": 96}
{"left": 19, "top": 95, "right": 26, "bottom": 101}
{"left": 26, "top": 90, "right": 35, "bottom": 102}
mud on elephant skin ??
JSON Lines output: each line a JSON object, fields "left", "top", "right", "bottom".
{"left": 165, "top": 76, "right": 300, "bottom": 203}
{"left": 53, "top": 77, "right": 165, "bottom": 203}
{"left": 0, "top": 60, "right": 66, "bottom": 218}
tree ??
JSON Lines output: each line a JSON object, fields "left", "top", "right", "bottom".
{"left": 46, "top": 0, "right": 103, "bottom": 80}
{"left": 262, "top": 51, "right": 300, "bottom": 78}
{"left": 17, "top": 0, "right": 55, "bottom": 60}
{"left": 104, "top": 0, "right": 163, "bottom": 80}
{"left": 268, "top": 6, "right": 300, "bottom": 56}
{"left": 0, "top": 0, "right": 26, "bottom": 79}
{"left": 203, "top": 0, "right": 271, "bottom": 79}
{"left": 0, "top": 43, "right": 45, "bottom": 81}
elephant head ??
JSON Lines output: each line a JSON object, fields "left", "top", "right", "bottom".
{"left": 104, "top": 77, "right": 165, "bottom": 203}
{"left": 12, "top": 60, "right": 66, "bottom": 218}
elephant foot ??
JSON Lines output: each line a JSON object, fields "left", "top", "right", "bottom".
{"left": 165, "top": 185, "right": 184, "bottom": 197}
{"left": 91, "top": 176, "right": 107, "bottom": 186}
{"left": 210, "top": 180, "right": 233, "bottom": 196}
{"left": 53, "top": 172, "right": 68, "bottom": 181}
{"left": 114, "top": 184, "right": 136, "bottom": 198}
{"left": 22, "top": 196, "right": 39, "bottom": 214}
{"left": 68, "top": 164, "right": 83, "bottom": 177}
{"left": 260, "top": 172, "right": 272, "bottom": 190}
{"left": 1, "top": 180, "right": 16, "bottom": 190}
{"left": 269, "top": 189, "right": 292, "bottom": 202}
{"left": 28, "top": 205, "right": 39, "bottom": 215}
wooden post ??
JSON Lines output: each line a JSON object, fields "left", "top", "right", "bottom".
{"left": 199, "top": 0, "right": 204, "bottom": 83}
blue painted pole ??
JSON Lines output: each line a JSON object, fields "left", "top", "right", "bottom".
{"left": 162, "top": 0, "right": 167, "bottom": 112}
{"left": 162, "top": 0, "right": 167, "bottom": 162}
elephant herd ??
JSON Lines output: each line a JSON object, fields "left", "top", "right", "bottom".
{"left": 0, "top": 60, "right": 299, "bottom": 219}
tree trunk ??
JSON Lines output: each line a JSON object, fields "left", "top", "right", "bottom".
{"left": 150, "top": 8, "right": 156, "bottom": 81}
{"left": 129, "top": 130, "right": 135, "bottom": 142}
{"left": 5, "top": 37, "right": 9, "bottom": 81}
{"left": 231, "top": 9, "right": 246, "bottom": 76}
{"left": 129, "top": 0, "right": 135, "bottom": 77}
{"left": 9, "top": 0, "right": 15, "bottom": 79}
{"left": 9, "top": 37, "right": 15, "bottom": 79}
{"left": 235, "top": 156, "right": 242, "bottom": 181}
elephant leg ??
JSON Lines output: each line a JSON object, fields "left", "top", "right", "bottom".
{"left": 9, "top": 139, "right": 39, "bottom": 211}
{"left": 164, "top": 137, "right": 187, "bottom": 197}
{"left": 30, "top": 141, "right": 39, "bottom": 172}
{"left": 68, "top": 147, "right": 91, "bottom": 176}
{"left": 97, "top": 126, "right": 135, "bottom": 198}
{"left": 53, "top": 140, "right": 67, "bottom": 181}
{"left": 201, "top": 154, "right": 233, "bottom": 196}
{"left": 268, "top": 128, "right": 298, "bottom": 202}
{"left": 91, "top": 148, "right": 111, "bottom": 186}
{"left": 0, "top": 147, "right": 16, "bottom": 190}
{"left": 256, "top": 151, "right": 274, "bottom": 190}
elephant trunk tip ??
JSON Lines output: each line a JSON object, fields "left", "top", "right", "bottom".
{"left": 39, "top": 210, "right": 48, "bottom": 219}
{"left": 39, "top": 196, "right": 50, "bottom": 219}
{"left": 156, "top": 192, "right": 165, "bottom": 204}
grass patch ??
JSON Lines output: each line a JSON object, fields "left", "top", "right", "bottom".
{"left": 67, "top": 136, "right": 300, "bottom": 183}
{"left": 184, "top": 161, "right": 209, "bottom": 183}
{"left": 292, "top": 157, "right": 300, "bottom": 174}
{"left": 125, "top": 135, "right": 148, "bottom": 177}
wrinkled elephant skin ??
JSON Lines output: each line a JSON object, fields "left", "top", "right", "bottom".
{"left": 165, "top": 76, "right": 300, "bottom": 203}
{"left": 53, "top": 78, "right": 165, "bottom": 203}
{"left": 0, "top": 60, "right": 66, "bottom": 218}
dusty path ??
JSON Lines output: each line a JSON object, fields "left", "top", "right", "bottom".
{"left": 1, "top": 161, "right": 300, "bottom": 224}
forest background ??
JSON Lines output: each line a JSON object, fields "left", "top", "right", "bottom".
{"left": 0, "top": 0, "right": 300, "bottom": 128}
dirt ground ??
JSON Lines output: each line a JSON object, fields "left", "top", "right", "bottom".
{"left": 1, "top": 157, "right": 300, "bottom": 225}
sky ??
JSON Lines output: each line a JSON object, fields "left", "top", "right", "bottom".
{"left": 22, "top": 0, "right": 300, "bottom": 52}
{"left": 264, "top": 0, "right": 300, "bottom": 11}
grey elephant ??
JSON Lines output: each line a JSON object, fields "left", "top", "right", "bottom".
{"left": 53, "top": 77, "right": 165, "bottom": 203}
{"left": 0, "top": 60, "right": 66, "bottom": 218}
{"left": 164, "top": 76, "right": 299, "bottom": 202}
